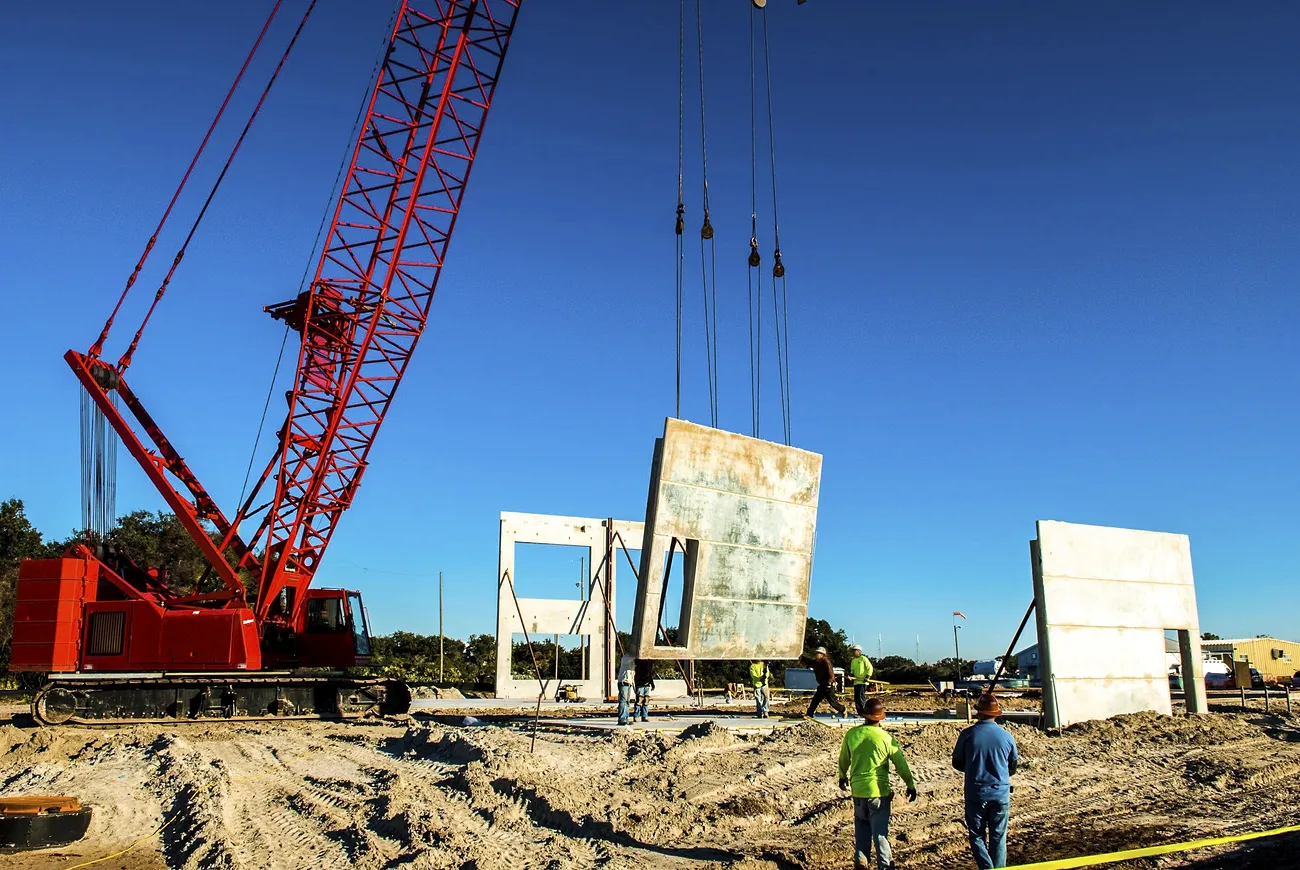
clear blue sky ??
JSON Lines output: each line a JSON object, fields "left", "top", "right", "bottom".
{"left": 1, "top": 2, "right": 1296, "bottom": 661}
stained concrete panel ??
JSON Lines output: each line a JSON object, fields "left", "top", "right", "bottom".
{"left": 631, "top": 418, "right": 822, "bottom": 661}
{"left": 1033, "top": 521, "right": 1208, "bottom": 728}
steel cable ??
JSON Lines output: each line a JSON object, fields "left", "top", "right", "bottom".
{"left": 116, "top": 0, "right": 320, "bottom": 373}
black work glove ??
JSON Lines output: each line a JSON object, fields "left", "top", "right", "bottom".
{"left": 906, "top": 787, "right": 918, "bottom": 803}
{"left": 838, "top": 777, "right": 849, "bottom": 792}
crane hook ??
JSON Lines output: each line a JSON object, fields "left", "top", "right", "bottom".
{"left": 748, "top": 238, "right": 761, "bottom": 268}
{"left": 701, "top": 211, "right": 714, "bottom": 241}
{"left": 772, "top": 248, "right": 785, "bottom": 278}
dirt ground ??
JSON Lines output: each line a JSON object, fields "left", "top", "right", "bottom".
{"left": 2, "top": 702, "right": 1298, "bottom": 869}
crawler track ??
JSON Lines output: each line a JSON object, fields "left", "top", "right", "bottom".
{"left": 31, "top": 674, "right": 411, "bottom": 726}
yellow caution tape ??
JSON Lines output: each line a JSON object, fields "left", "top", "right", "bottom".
{"left": 1005, "top": 823, "right": 1300, "bottom": 869}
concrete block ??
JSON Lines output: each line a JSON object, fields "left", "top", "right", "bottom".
{"left": 631, "top": 419, "right": 822, "bottom": 661}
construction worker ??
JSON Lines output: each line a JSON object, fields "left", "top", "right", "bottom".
{"left": 633, "top": 658, "right": 655, "bottom": 722}
{"left": 850, "top": 643, "right": 875, "bottom": 718}
{"left": 616, "top": 653, "right": 635, "bottom": 726}
{"left": 750, "top": 660, "right": 771, "bottom": 718}
{"left": 838, "top": 697, "right": 918, "bottom": 870}
{"left": 806, "top": 646, "right": 848, "bottom": 719}
{"left": 952, "top": 693, "right": 1019, "bottom": 869}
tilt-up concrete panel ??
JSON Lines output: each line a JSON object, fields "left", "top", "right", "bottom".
{"left": 631, "top": 418, "right": 822, "bottom": 661}
{"left": 495, "top": 512, "right": 644, "bottom": 701}
{"left": 1032, "top": 520, "right": 1208, "bottom": 728}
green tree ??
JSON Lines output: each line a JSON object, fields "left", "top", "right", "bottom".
{"left": 0, "top": 499, "right": 64, "bottom": 668}
{"left": 1201, "top": 632, "right": 1221, "bottom": 641}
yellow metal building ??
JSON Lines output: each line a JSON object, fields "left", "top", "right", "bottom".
{"left": 1200, "top": 637, "right": 1300, "bottom": 682}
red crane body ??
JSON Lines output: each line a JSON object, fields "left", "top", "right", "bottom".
{"left": 10, "top": 0, "right": 522, "bottom": 724}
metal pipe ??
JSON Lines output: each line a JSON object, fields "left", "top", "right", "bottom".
{"left": 990, "top": 600, "right": 1036, "bottom": 692}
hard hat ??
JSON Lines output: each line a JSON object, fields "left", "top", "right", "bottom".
{"left": 851, "top": 644, "right": 862, "bottom": 652}
{"left": 815, "top": 646, "right": 827, "bottom": 655}
{"left": 864, "top": 698, "right": 886, "bottom": 722}
{"left": 975, "top": 693, "right": 1002, "bottom": 719}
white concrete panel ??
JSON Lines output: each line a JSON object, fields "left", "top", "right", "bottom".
{"left": 1033, "top": 520, "right": 1207, "bottom": 728}
{"left": 496, "top": 512, "right": 642, "bottom": 700}
{"left": 1041, "top": 627, "right": 1168, "bottom": 680}
{"left": 503, "top": 598, "right": 600, "bottom": 637}
{"left": 1052, "top": 678, "right": 1174, "bottom": 721}
{"left": 1036, "top": 521, "right": 1194, "bottom": 587}
{"left": 1039, "top": 576, "right": 1200, "bottom": 631}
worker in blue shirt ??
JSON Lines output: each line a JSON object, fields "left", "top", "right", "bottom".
{"left": 951, "top": 693, "right": 1019, "bottom": 869}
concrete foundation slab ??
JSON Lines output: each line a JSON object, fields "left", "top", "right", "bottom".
{"left": 631, "top": 419, "right": 823, "bottom": 660}
{"left": 1032, "top": 520, "right": 1208, "bottom": 728}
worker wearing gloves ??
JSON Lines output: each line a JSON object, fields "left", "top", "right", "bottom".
{"left": 805, "top": 647, "right": 848, "bottom": 719}
{"left": 633, "top": 658, "right": 655, "bottom": 722}
{"left": 615, "top": 653, "right": 636, "bottom": 726}
{"left": 750, "top": 660, "right": 771, "bottom": 718}
{"left": 838, "top": 697, "right": 918, "bottom": 870}
{"left": 850, "top": 644, "right": 875, "bottom": 718}
{"left": 952, "top": 693, "right": 1019, "bottom": 869}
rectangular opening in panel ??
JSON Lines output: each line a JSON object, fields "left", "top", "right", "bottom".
{"left": 512, "top": 542, "right": 592, "bottom": 600}
{"left": 652, "top": 538, "right": 696, "bottom": 648}
{"left": 511, "top": 633, "right": 592, "bottom": 681}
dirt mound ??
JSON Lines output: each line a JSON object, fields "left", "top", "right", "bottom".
{"left": 2, "top": 709, "right": 1299, "bottom": 869}
{"left": 1065, "top": 711, "right": 1256, "bottom": 745}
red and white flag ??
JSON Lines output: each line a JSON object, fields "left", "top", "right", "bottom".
{"left": 953, "top": 611, "right": 967, "bottom": 619}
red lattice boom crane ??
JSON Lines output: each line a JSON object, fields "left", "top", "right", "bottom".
{"left": 10, "top": 0, "right": 521, "bottom": 724}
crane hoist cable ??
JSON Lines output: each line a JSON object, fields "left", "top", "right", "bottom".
{"left": 761, "top": 4, "right": 792, "bottom": 445}
{"left": 747, "top": 0, "right": 761, "bottom": 439}
{"left": 695, "top": 0, "right": 719, "bottom": 428}
{"left": 237, "top": 0, "right": 403, "bottom": 519}
{"left": 88, "top": 0, "right": 286, "bottom": 361}
{"left": 116, "top": 0, "right": 320, "bottom": 374}
{"left": 675, "top": 0, "right": 685, "bottom": 421}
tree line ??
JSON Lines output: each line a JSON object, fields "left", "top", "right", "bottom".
{"left": 3, "top": 499, "right": 977, "bottom": 688}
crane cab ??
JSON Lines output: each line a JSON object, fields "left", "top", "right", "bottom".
{"left": 294, "top": 588, "right": 374, "bottom": 669}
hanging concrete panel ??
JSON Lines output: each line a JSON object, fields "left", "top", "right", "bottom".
{"left": 631, "top": 418, "right": 822, "bottom": 661}
{"left": 1032, "top": 520, "right": 1208, "bottom": 728}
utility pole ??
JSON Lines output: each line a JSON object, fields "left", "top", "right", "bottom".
{"left": 579, "top": 556, "right": 586, "bottom": 681}
{"left": 554, "top": 633, "right": 560, "bottom": 682}
{"left": 916, "top": 635, "right": 920, "bottom": 663}
{"left": 952, "top": 611, "right": 967, "bottom": 683}
{"left": 439, "top": 572, "right": 444, "bottom": 683}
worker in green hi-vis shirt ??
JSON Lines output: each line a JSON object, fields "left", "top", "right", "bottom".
{"left": 850, "top": 644, "right": 875, "bottom": 719}
{"left": 838, "top": 698, "right": 918, "bottom": 870}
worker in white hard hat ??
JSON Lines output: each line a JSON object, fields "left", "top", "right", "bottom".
{"left": 805, "top": 646, "right": 848, "bottom": 720}
{"left": 850, "top": 643, "right": 875, "bottom": 719}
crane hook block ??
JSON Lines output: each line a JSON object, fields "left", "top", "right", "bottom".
{"left": 675, "top": 203, "right": 685, "bottom": 236}
{"left": 701, "top": 214, "right": 715, "bottom": 241}
{"left": 748, "top": 238, "right": 762, "bottom": 268}
{"left": 772, "top": 250, "right": 785, "bottom": 278}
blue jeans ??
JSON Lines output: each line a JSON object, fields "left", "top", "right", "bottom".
{"left": 753, "top": 685, "right": 769, "bottom": 717}
{"left": 965, "top": 796, "right": 1009, "bottom": 868}
{"left": 617, "top": 684, "right": 635, "bottom": 725}
{"left": 852, "top": 794, "right": 892, "bottom": 870}
{"left": 635, "top": 685, "right": 651, "bottom": 720}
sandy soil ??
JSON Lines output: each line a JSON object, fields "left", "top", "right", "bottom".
{"left": 2, "top": 703, "right": 1298, "bottom": 869}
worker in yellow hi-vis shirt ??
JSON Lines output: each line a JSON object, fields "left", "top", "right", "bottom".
{"left": 849, "top": 643, "right": 875, "bottom": 719}
{"left": 838, "top": 698, "right": 917, "bottom": 870}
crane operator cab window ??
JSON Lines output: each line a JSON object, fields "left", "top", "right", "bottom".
{"left": 306, "top": 597, "right": 347, "bottom": 633}
{"left": 347, "top": 592, "right": 371, "bottom": 657}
